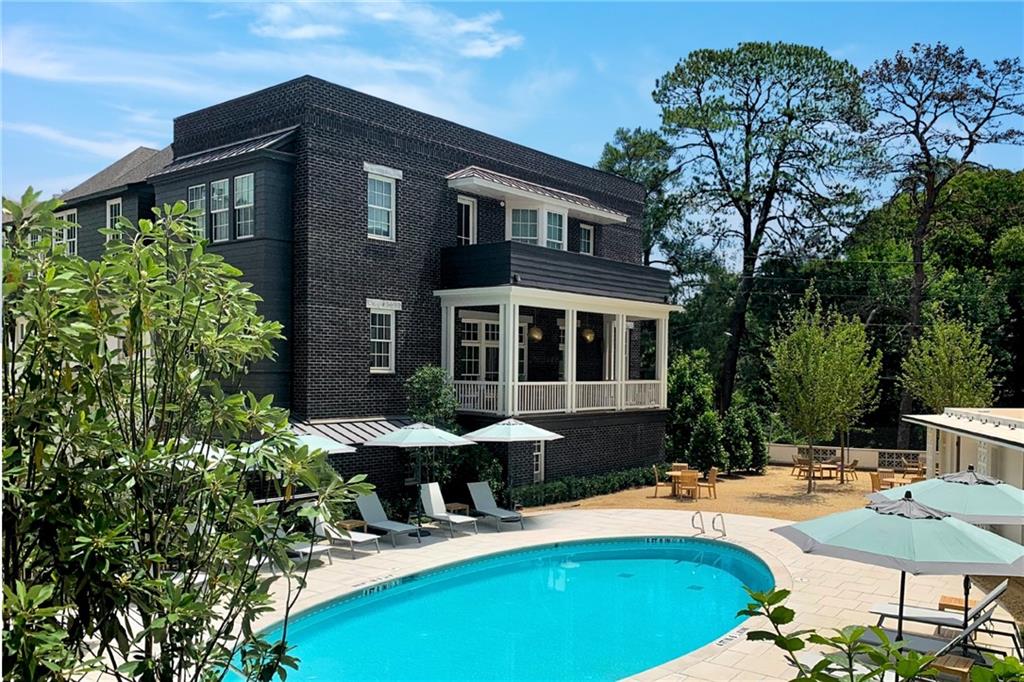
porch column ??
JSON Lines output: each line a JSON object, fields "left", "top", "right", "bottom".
{"left": 615, "top": 313, "right": 627, "bottom": 410}
{"left": 565, "top": 308, "right": 577, "bottom": 413}
{"left": 440, "top": 303, "right": 456, "bottom": 380}
{"left": 500, "top": 299, "right": 518, "bottom": 416}
{"left": 656, "top": 314, "right": 669, "bottom": 409}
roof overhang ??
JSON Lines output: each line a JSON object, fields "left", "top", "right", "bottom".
{"left": 434, "top": 284, "right": 681, "bottom": 316}
{"left": 446, "top": 167, "right": 629, "bottom": 225}
{"left": 902, "top": 413, "right": 1024, "bottom": 452}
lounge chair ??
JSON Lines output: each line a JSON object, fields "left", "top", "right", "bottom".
{"left": 870, "top": 581, "right": 1021, "bottom": 657}
{"left": 312, "top": 516, "right": 382, "bottom": 558}
{"left": 697, "top": 467, "right": 718, "bottom": 499}
{"left": 420, "top": 482, "right": 478, "bottom": 537}
{"left": 468, "top": 481, "right": 524, "bottom": 531}
{"left": 275, "top": 528, "right": 333, "bottom": 565}
{"left": 860, "top": 606, "right": 998, "bottom": 657}
{"left": 355, "top": 493, "right": 422, "bottom": 548}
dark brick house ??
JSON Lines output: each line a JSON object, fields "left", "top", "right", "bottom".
{"left": 59, "top": 75, "right": 675, "bottom": 495}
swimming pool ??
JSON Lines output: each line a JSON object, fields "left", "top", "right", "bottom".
{"left": 250, "top": 537, "right": 774, "bottom": 681}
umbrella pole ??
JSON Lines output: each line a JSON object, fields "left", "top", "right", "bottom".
{"left": 897, "top": 571, "right": 906, "bottom": 642}
{"left": 962, "top": 575, "right": 970, "bottom": 656}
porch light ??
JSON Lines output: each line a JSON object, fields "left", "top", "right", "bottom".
{"left": 580, "top": 328, "right": 596, "bottom": 343}
{"left": 528, "top": 325, "right": 544, "bottom": 342}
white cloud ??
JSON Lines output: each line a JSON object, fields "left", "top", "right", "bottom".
{"left": 2, "top": 122, "right": 158, "bottom": 158}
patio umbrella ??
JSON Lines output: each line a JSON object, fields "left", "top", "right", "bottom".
{"left": 867, "top": 466, "right": 1024, "bottom": 526}
{"left": 462, "top": 418, "right": 564, "bottom": 505}
{"left": 365, "top": 423, "right": 475, "bottom": 535}
{"left": 773, "top": 491, "right": 1024, "bottom": 640}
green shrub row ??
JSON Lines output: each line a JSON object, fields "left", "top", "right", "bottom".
{"left": 512, "top": 464, "right": 667, "bottom": 508}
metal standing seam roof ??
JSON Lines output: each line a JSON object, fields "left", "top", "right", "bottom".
{"left": 150, "top": 127, "right": 298, "bottom": 177}
{"left": 292, "top": 417, "right": 415, "bottom": 447}
{"left": 445, "top": 165, "right": 629, "bottom": 220}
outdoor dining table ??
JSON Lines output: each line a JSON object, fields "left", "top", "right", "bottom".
{"left": 666, "top": 469, "right": 699, "bottom": 498}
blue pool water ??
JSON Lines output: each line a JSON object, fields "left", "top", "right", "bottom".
{"left": 251, "top": 537, "right": 773, "bottom": 681}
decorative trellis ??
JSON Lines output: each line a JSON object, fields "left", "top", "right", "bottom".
{"left": 796, "top": 446, "right": 839, "bottom": 462}
{"left": 877, "top": 450, "right": 925, "bottom": 469}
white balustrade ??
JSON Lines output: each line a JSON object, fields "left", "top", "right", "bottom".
{"left": 623, "top": 380, "right": 660, "bottom": 409}
{"left": 517, "top": 382, "right": 568, "bottom": 414}
{"left": 574, "top": 381, "right": 617, "bottom": 411}
{"left": 453, "top": 381, "right": 501, "bottom": 413}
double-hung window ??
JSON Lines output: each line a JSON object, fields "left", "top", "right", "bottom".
{"left": 510, "top": 208, "right": 538, "bottom": 245}
{"left": 579, "top": 224, "right": 594, "bottom": 255}
{"left": 369, "top": 309, "right": 396, "bottom": 373}
{"left": 367, "top": 174, "right": 395, "bottom": 240}
{"left": 234, "top": 173, "right": 254, "bottom": 238}
{"left": 459, "top": 319, "right": 500, "bottom": 382}
{"left": 187, "top": 184, "right": 207, "bottom": 239}
{"left": 106, "top": 198, "right": 122, "bottom": 241}
{"left": 545, "top": 211, "right": 565, "bottom": 250}
{"left": 532, "top": 442, "right": 545, "bottom": 483}
{"left": 456, "top": 195, "right": 477, "bottom": 245}
{"left": 210, "top": 179, "right": 230, "bottom": 242}
{"left": 54, "top": 209, "right": 78, "bottom": 255}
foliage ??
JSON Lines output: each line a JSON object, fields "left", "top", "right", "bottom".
{"left": 687, "top": 410, "right": 727, "bottom": 476}
{"left": 901, "top": 316, "right": 996, "bottom": 412}
{"left": 740, "top": 588, "right": 940, "bottom": 681}
{"left": 721, "top": 406, "right": 752, "bottom": 473}
{"left": 653, "top": 41, "right": 872, "bottom": 412}
{"left": 512, "top": 465, "right": 666, "bottom": 508}
{"left": 2, "top": 189, "right": 371, "bottom": 681}
{"left": 971, "top": 655, "right": 1024, "bottom": 682}
{"left": 665, "top": 350, "right": 715, "bottom": 457}
{"left": 744, "top": 406, "right": 769, "bottom": 474}
{"left": 449, "top": 445, "right": 506, "bottom": 505}
{"left": 405, "top": 364, "right": 459, "bottom": 429}
{"left": 769, "top": 291, "right": 876, "bottom": 492}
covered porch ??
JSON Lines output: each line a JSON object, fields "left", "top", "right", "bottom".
{"left": 437, "top": 286, "right": 672, "bottom": 416}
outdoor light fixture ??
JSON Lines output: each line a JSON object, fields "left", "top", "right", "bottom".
{"left": 580, "top": 328, "right": 596, "bottom": 343}
{"left": 528, "top": 325, "right": 544, "bottom": 342}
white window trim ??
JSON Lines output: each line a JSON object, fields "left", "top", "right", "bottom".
{"left": 234, "top": 173, "right": 254, "bottom": 240}
{"left": 187, "top": 184, "right": 207, "bottom": 239}
{"left": 369, "top": 308, "right": 396, "bottom": 374}
{"left": 456, "top": 195, "right": 477, "bottom": 245}
{"left": 367, "top": 173, "right": 396, "bottom": 242}
{"left": 362, "top": 162, "right": 403, "bottom": 181}
{"left": 54, "top": 209, "right": 78, "bottom": 255}
{"left": 579, "top": 223, "right": 594, "bottom": 256}
{"left": 504, "top": 201, "right": 567, "bottom": 251}
{"left": 210, "top": 179, "right": 230, "bottom": 243}
{"left": 533, "top": 441, "right": 546, "bottom": 483}
{"left": 105, "top": 198, "right": 122, "bottom": 242}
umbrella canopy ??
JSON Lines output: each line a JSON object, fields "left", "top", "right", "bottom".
{"left": 868, "top": 468, "right": 1024, "bottom": 526}
{"left": 462, "top": 418, "right": 564, "bottom": 443}
{"left": 363, "top": 422, "right": 475, "bottom": 449}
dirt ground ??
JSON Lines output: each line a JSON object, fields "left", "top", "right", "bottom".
{"left": 526, "top": 464, "right": 873, "bottom": 521}
{"left": 527, "top": 464, "right": 1024, "bottom": 625}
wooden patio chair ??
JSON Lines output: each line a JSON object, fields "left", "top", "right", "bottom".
{"left": 652, "top": 465, "right": 670, "bottom": 498}
{"left": 670, "top": 462, "right": 689, "bottom": 471}
{"left": 674, "top": 471, "right": 699, "bottom": 499}
{"left": 845, "top": 459, "right": 859, "bottom": 481}
{"left": 697, "top": 467, "right": 718, "bottom": 499}
{"left": 790, "top": 454, "right": 802, "bottom": 477}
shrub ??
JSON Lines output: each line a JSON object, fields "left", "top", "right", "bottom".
{"left": 688, "top": 410, "right": 727, "bottom": 475}
{"left": 512, "top": 465, "right": 665, "bottom": 508}
{"left": 665, "top": 350, "right": 715, "bottom": 458}
{"left": 721, "top": 406, "right": 753, "bottom": 473}
{"left": 745, "top": 407, "right": 769, "bottom": 474}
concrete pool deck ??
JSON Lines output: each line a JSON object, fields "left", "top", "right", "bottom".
{"left": 260, "top": 509, "right": 1014, "bottom": 681}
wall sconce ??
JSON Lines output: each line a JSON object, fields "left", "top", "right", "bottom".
{"left": 580, "top": 328, "right": 596, "bottom": 343}
{"left": 528, "top": 325, "right": 544, "bottom": 342}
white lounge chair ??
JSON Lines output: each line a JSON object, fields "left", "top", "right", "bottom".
{"left": 312, "top": 516, "right": 381, "bottom": 559}
{"left": 355, "top": 493, "right": 421, "bottom": 548}
{"left": 275, "top": 527, "right": 333, "bottom": 565}
{"left": 467, "top": 481, "right": 523, "bottom": 531}
{"left": 420, "top": 482, "right": 478, "bottom": 537}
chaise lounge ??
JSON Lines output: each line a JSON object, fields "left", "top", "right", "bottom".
{"left": 420, "top": 482, "right": 478, "bottom": 537}
{"left": 468, "top": 481, "right": 524, "bottom": 531}
{"left": 355, "top": 492, "right": 422, "bottom": 548}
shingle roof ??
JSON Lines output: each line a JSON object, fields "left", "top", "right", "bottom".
{"left": 292, "top": 417, "right": 415, "bottom": 446}
{"left": 152, "top": 127, "right": 297, "bottom": 177}
{"left": 61, "top": 146, "right": 172, "bottom": 203}
{"left": 446, "top": 165, "right": 629, "bottom": 219}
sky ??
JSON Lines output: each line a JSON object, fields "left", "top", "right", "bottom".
{"left": 2, "top": 1, "right": 1023, "bottom": 199}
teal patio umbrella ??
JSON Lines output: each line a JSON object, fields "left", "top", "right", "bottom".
{"left": 868, "top": 466, "right": 1024, "bottom": 526}
{"left": 774, "top": 491, "right": 1024, "bottom": 640}
{"left": 462, "top": 418, "right": 564, "bottom": 504}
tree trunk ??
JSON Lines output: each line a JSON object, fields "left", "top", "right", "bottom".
{"left": 718, "top": 258, "right": 756, "bottom": 414}
{"left": 896, "top": 210, "right": 931, "bottom": 448}
{"left": 839, "top": 430, "right": 846, "bottom": 485}
{"left": 806, "top": 440, "right": 815, "bottom": 494}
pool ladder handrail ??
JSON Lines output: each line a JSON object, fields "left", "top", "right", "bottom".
{"left": 691, "top": 511, "right": 727, "bottom": 538}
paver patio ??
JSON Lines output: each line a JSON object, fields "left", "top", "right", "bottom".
{"left": 259, "top": 508, "right": 1014, "bottom": 681}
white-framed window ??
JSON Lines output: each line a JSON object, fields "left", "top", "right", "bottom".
{"left": 579, "top": 224, "right": 594, "bottom": 255}
{"left": 369, "top": 309, "right": 396, "bottom": 373}
{"left": 517, "top": 322, "right": 528, "bottom": 382}
{"left": 54, "top": 209, "right": 78, "bottom": 255}
{"left": 210, "top": 179, "right": 230, "bottom": 242}
{"left": 532, "top": 441, "right": 545, "bottom": 483}
{"left": 510, "top": 208, "right": 538, "bottom": 245}
{"left": 459, "top": 318, "right": 503, "bottom": 382}
{"left": 456, "top": 195, "right": 477, "bottom": 245}
{"left": 105, "top": 198, "right": 122, "bottom": 241}
{"left": 367, "top": 174, "right": 395, "bottom": 241}
{"left": 187, "top": 184, "right": 207, "bottom": 240}
{"left": 234, "top": 174, "right": 254, "bottom": 239}
{"left": 545, "top": 210, "right": 565, "bottom": 250}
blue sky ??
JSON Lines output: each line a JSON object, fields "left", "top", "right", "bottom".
{"left": 3, "top": 2, "right": 1023, "bottom": 199}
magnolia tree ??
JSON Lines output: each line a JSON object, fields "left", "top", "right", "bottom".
{"left": 2, "top": 191, "right": 370, "bottom": 681}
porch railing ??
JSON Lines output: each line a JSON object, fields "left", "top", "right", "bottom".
{"left": 575, "top": 381, "right": 617, "bottom": 411}
{"left": 623, "top": 380, "right": 660, "bottom": 409}
{"left": 518, "top": 382, "right": 568, "bottom": 414}
{"left": 453, "top": 380, "right": 501, "bottom": 413}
